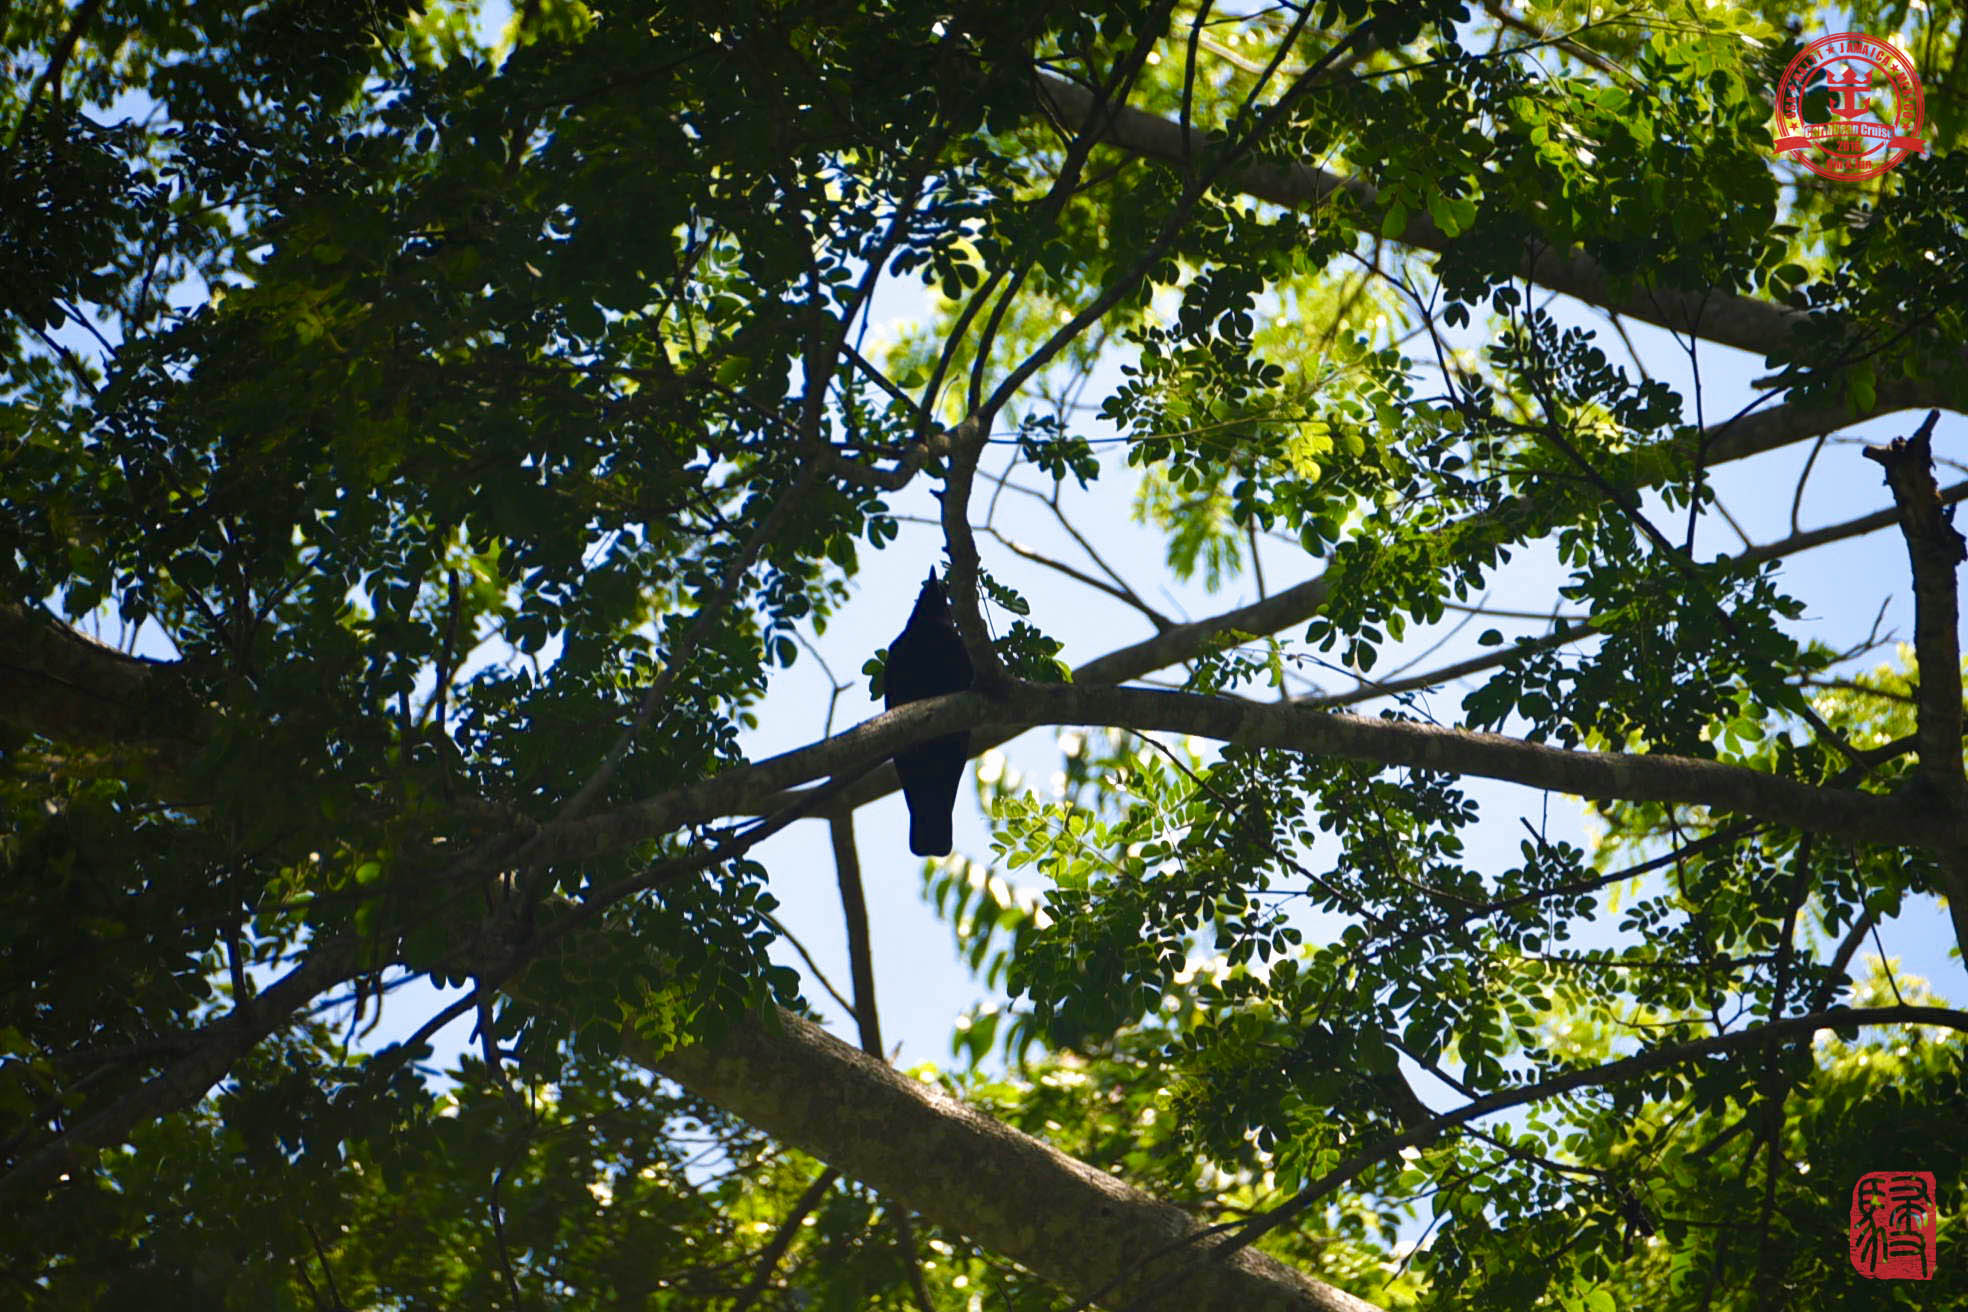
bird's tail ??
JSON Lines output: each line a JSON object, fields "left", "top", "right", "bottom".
{"left": 909, "top": 808, "right": 954, "bottom": 858}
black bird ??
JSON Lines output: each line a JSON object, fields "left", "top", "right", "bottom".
{"left": 884, "top": 569, "right": 975, "bottom": 856}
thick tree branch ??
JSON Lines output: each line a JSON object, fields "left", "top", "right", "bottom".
{"left": 1862, "top": 413, "right": 1966, "bottom": 800}
{"left": 0, "top": 603, "right": 208, "bottom": 764}
{"left": 1700, "top": 381, "right": 1946, "bottom": 465}
{"left": 640, "top": 1008, "right": 1385, "bottom": 1312}
{"left": 1862, "top": 412, "right": 1968, "bottom": 957}
{"left": 543, "top": 682, "right": 1963, "bottom": 867}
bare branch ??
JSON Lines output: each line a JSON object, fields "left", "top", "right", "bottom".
{"left": 980, "top": 522, "right": 1176, "bottom": 630}
{"left": 940, "top": 417, "right": 1018, "bottom": 693}
{"left": 832, "top": 815, "right": 884, "bottom": 1054}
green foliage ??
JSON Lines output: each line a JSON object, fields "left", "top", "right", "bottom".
{"left": 5, "top": 1, "right": 1967, "bottom": 1309}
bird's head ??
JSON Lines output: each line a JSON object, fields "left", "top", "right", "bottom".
{"left": 907, "top": 569, "right": 957, "bottom": 626}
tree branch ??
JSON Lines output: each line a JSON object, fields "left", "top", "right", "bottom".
{"left": 752, "top": 383, "right": 1950, "bottom": 817}
{"left": 1187, "top": 1004, "right": 1968, "bottom": 1291}
{"left": 1862, "top": 413, "right": 1966, "bottom": 800}
{"left": 641, "top": 1008, "right": 1385, "bottom": 1312}
{"left": 1030, "top": 72, "right": 1960, "bottom": 382}
{"left": 1862, "top": 411, "right": 1968, "bottom": 957}
{"left": 0, "top": 602, "right": 208, "bottom": 768}
{"left": 728, "top": 1164, "right": 843, "bottom": 1312}
{"left": 541, "top": 682, "right": 1963, "bottom": 868}
{"left": 0, "top": 939, "right": 362, "bottom": 1206}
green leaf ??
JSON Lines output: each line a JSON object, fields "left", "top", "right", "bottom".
{"left": 1428, "top": 190, "right": 1474, "bottom": 238}
{"left": 1846, "top": 362, "right": 1877, "bottom": 415}
{"left": 566, "top": 299, "right": 605, "bottom": 340}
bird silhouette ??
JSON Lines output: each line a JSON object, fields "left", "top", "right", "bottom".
{"left": 884, "top": 568, "right": 975, "bottom": 856}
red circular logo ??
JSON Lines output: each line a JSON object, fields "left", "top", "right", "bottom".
{"left": 1772, "top": 33, "right": 1927, "bottom": 181}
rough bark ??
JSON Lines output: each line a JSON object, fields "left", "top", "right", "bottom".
{"left": 1862, "top": 414, "right": 1967, "bottom": 800}
{"left": 1862, "top": 412, "right": 1968, "bottom": 958}
{"left": 641, "top": 1008, "right": 1386, "bottom": 1312}
{"left": 0, "top": 602, "right": 208, "bottom": 774}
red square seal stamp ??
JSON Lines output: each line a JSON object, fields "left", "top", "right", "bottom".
{"left": 1849, "top": 1170, "right": 1937, "bottom": 1280}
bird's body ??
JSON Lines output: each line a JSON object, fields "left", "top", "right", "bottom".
{"left": 885, "top": 570, "right": 974, "bottom": 856}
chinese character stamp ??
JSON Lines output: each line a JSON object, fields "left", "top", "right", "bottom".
{"left": 1849, "top": 1170, "right": 1937, "bottom": 1280}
